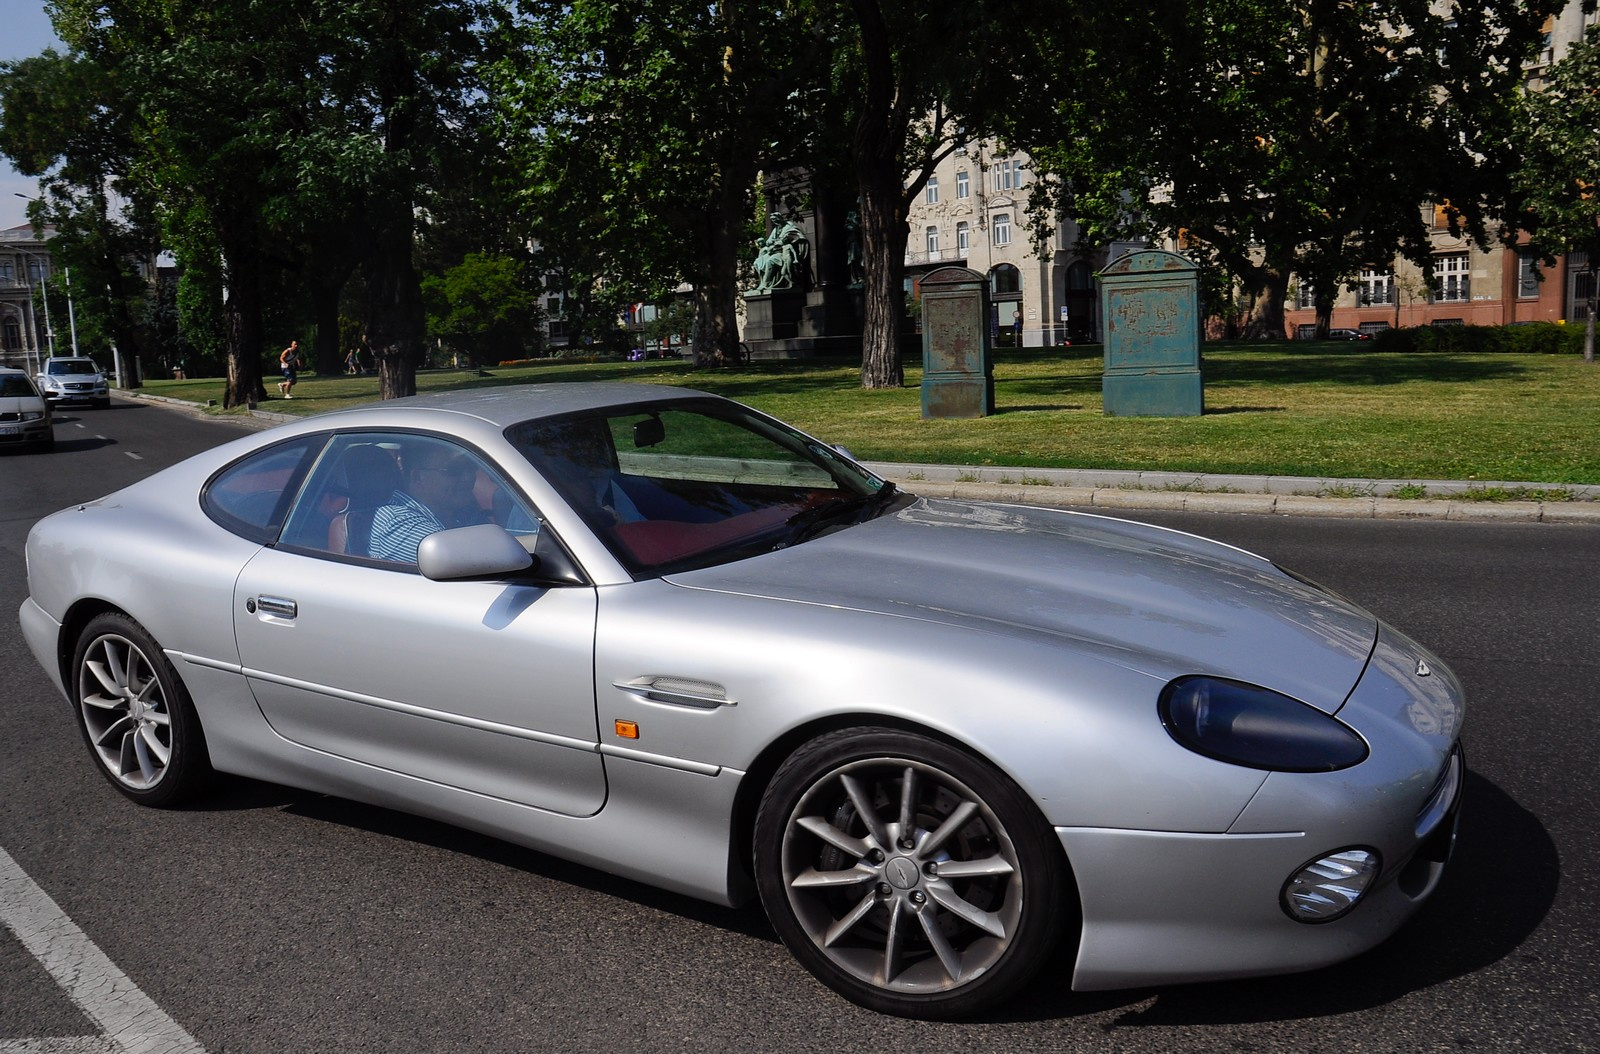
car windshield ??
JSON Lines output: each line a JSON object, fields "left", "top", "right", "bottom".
{"left": 506, "top": 397, "right": 894, "bottom": 576}
{"left": 1, "top": 374, "right": 37, "bottom": 397}
{"left": 48, "top": 360, "right": 97, "bottom": 375}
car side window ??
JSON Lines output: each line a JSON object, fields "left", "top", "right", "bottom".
{"left": 278, "top": 432, "right": 540, "bottom": 568}
{"left": 202, "top": 437, "right": 325, "bottom": 544}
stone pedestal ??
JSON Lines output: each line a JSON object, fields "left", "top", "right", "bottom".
{"left": 744, "top": 290, "right": 804, "bottom": 341}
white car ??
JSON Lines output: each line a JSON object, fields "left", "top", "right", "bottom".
{"left": 0, "top": 366, "right": 53, "bottom": 452}
{"left": 35, "top": 356, "right": 111, "bottom": 408}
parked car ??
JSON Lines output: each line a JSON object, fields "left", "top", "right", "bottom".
{"left": 18, "top": 384, "right": 1464, "bottom": 1018}
{"left": 35, "top": 356, "right": 111, "bottom": 408}
{"left": 1326, "top": 328, "right": 1373, "bottom": 341}
{"left": 0, "top": 366, "right": 54, "bottom": 452}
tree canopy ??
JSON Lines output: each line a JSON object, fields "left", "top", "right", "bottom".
{"left": 1514, "top": 23, "right": 1600, "bottom": 361}
{"left": 1005, "top": 0, "right": 1560, "bottom": 339}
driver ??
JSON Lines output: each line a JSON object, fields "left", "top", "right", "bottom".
{"left": 368, "top": 445, "right": 480, "bottom": 562}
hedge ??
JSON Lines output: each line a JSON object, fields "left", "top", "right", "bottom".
{"left": 1369, "top": 321, "right": 1586, "bottom": 354}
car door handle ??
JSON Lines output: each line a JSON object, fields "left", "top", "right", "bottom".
{"left": 251, "top": 595, "right": 299, "bottom": 619}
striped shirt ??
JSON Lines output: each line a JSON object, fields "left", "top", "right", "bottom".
{"left": 367, "top": 491, "right": 444, "bottom": 563}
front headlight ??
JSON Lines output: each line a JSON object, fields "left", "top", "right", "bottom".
{"left": 21, "top": 410, "right": 45, "bottom": 422}
{"left": 1159, "top": 676, "right": 1369, "bottom": 772}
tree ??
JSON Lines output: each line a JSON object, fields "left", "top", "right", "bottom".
{"left": 1007, "top": 0, "right": 1558, "bottom": 339}
{"left": 422, "top": 252, "right": 543, "bottom": 365}
{"left": 493, "top": 0, "right": 813, "bottom": 367}
{"left": 0, "top": 49, "right": 164, "bottom": 381}
{"left": 1514, "top": 24, "right": 1600, "bottom": 363}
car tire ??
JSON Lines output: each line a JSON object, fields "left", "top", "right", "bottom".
{"left": 71, "top": 613, "right": 213, "bottom": 807}
{"left": 754, "top": 727, "right": 1068, "bottom": 1018}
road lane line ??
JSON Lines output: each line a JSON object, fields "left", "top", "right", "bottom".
{"left": 0, "top": 848, "right": 205, "bottom": 1054}
{"left": 123, "top": 453, "right": 142, "bottom": 461}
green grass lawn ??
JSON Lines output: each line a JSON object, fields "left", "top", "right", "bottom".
{"left": 146, "top": 343, "right": 1600, "bottom": 484}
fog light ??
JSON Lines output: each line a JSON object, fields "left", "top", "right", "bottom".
{"left": 1282, "top": 848, "right": 1380, "bottom": 922}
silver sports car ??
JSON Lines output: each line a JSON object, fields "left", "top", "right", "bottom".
{"left": 19, "top": 383, "right": 1464, "bottom": 1018}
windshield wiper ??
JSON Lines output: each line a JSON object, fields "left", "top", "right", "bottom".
{"left": 781, "top": 482, "right": 898, "bottom": 547}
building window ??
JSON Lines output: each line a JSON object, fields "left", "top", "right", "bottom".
{"left": 1434, "top": 253, "right": 1470, "bottom": 302}
{"left": 1517, "top": 250, "right": 1542, "bottom": 298}
{"left": 992, "top": 160, "right": 1023, "bottom": 192}
{"left": 991, "top": 264, "right": 1021, "bottom": 295}
{"left": 992, "top": 213, "right": 1011, "bottom": 246}
{"left": 925, "top": 177, "right": 939, "bottom": 204}
{"left": 1295, "top": 281, "right": 1316, "bottom": 309}
{"left": 956, "top": 170, "right": 970, "bottom": 199}
{"left": 26, "top": 260, "right": 46, "bottom": 282}
{"left": 956, "top": 221, "right": 970, "bottom": 252}
{"left": 926, "top": 226, "right": 939, "bottom": 254}
{"left": 1359, "top": 269, "right": 1394, "bottom": 306}
{"left": 0, "top": 261, "right": 13, "bottom": 282}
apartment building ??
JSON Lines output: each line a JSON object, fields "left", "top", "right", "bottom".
{"left": 1284, "top": 5, "right": 1598, "bottom": 338}
{"left": 903, "top": 143, "right": 1137, "bottom": 347}
{"left": 0, "top": 224, "right": 55, "bottom": 371}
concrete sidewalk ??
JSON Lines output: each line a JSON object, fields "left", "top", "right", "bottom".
{"left": 120, "top": 390, "right": 1600, "bottom": 525}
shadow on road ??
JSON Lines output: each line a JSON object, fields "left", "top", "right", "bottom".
{"left": 191, "top": 766, "right": 1552, "bottom": 1026}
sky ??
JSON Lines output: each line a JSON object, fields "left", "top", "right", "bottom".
{"left": 0, "top": 0, "right": 66, "bottom": 231}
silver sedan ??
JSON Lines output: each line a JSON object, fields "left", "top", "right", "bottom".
{"left": 19, "top": 383, "right": 1464, "bottom": 1018}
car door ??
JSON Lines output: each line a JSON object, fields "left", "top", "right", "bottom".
{"left": 231, "top": 431, "right": 607, "bottom": 817}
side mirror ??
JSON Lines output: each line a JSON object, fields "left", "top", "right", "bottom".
{"left": 633, "top": 416, "right": 665, "bottom": 448}
{"left": 417, "top": 524, "right": 533, "bottom": 581}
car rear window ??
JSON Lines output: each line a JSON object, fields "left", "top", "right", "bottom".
{"left": 202, "top": 436, "right": 325, "bottom": 544}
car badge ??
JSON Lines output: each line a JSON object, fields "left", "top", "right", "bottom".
{"left": 1416, "top": 660, "right": 1432, "bottom": 678}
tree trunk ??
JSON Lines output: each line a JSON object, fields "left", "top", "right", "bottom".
{"left": 364, "top": 216, "right": 423, "bottom": 400}
{"left": 221, "top": 232, "right": 266, "bottom": 409}
{"left": 855, "top": 168, "right": 908, "bottom": 387}
{"left": 850, "top": 0, "right": 911, "bottom": 389}
{"left": 1238, "top": 264, "right": 1290, "bottom": 341}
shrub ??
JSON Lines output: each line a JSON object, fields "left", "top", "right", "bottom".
{"left": 1370, "top": 322, "right": 1584, "bottom": 354}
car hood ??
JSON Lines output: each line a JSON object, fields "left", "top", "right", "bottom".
{"left": 0, "top": 395, "right": 44, "bottom": 413}
{"left": 668, "top": 498, "right": 1377, "bottom": 713}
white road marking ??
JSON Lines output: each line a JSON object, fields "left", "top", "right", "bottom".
{"left": 0, "top": 847, "right": 206, "bottom": 1054}
{"left": 123, "top": 453, "right": 142, "bottom": 461}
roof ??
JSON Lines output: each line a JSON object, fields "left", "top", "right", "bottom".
{"left": 325, "top": 381, "right": 709, "bottom": 429}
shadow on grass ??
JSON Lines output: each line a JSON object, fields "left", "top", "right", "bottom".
{"left": 1208, "top": 352, "right": 1530, "bottom": 387}
{"left": 1204, "top": 405, "right": 1287, "bottom": 415}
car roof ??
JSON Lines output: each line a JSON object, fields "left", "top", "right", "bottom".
{"left": 320, "top": 381, "right": 713, "bottom": 429}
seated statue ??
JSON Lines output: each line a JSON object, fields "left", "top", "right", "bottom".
{"left": 752, "top": 213, "right": 810, "bottom": 294}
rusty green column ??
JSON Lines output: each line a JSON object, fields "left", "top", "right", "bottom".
{"left": 920, "top": 266, "right": 994, "bottom": 418}
{"left": 1099, "top": 250, "right": 1203, "bottom": 416}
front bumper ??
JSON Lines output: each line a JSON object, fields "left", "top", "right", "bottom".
{"left": 42, "top": 384, "right": 108, "bottom": 406}
{"left": 0, "top": 415, "right": 53, "bottom": 446}
{"left": 1063, "top": 625, "right": 1464, "bottom": 991}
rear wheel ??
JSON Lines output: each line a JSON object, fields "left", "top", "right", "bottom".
{"left": 71, "top": 613, "right": 213, "bottom": 806}
{"left": 754, "top": 727, "right": 1067, "bottom": 1018}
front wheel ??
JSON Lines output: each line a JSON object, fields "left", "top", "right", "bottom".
{"left": 71, "top": 613, "right": 213, "bottom": 806}
{"left": 754, "top": 728, "right": 1068, "bottom": 1018}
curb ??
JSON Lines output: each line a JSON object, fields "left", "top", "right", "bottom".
{"left": 864, "top": 464, "right": 1600, "bottom": 525}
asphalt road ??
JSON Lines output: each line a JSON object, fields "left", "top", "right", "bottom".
{"left": 1, "top": 398, "right": 1596, "bottom": 1053}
